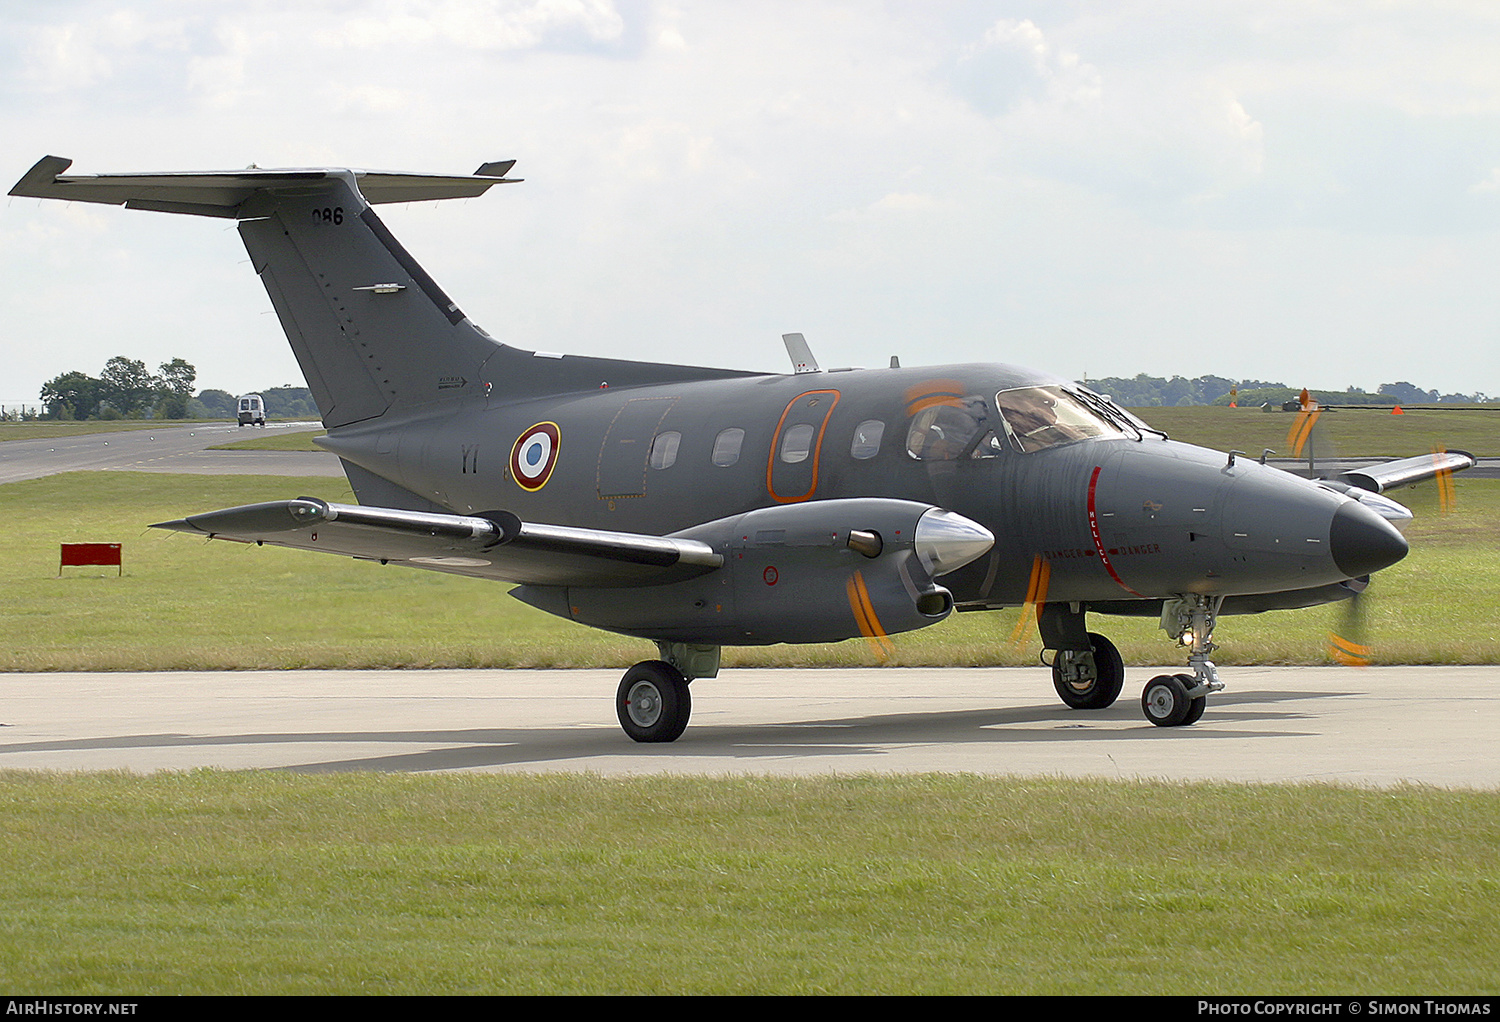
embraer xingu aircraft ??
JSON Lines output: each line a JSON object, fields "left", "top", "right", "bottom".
{"left": 12, "top": 156, "right": 1471, "bottom": 742}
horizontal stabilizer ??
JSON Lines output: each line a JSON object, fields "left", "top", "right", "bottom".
{"left": 10, "top": 155, "right": 520, "bottom": 218}
{"left": 1338, "top": 450, "right": 1476, "bottom": 493}
{"left": 153, "top": 498, "right": 722, "bottom": 588}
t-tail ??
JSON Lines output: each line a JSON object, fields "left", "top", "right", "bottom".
{"left": 10, "top": 155, "right": 521, "bottom": 429}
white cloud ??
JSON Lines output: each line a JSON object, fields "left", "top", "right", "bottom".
{"left": 333, "top": 0, "right": 626, "bottom": 51}
{"left": 1469, "top": 167, "right": 1500, "bottom": 193}
{"left": 2, "top": 1, "right": 1499, "bottom": 404}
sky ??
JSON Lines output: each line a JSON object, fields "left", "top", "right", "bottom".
{"left": 5, "top": 0, "right": 1500, "bottom": 407}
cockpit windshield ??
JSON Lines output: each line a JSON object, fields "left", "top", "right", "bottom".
{"left": 996, "top": 385, "right": 1136, "bottom": 453}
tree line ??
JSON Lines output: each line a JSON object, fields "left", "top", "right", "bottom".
{"left": 35, "top": 357, "right": 319, "bottom": 421}
{"left": 1084, "top": 374, "right": 1495, "bottom": 408}
{"left": 23, "top": 359, "right": 1496, "bottom": 423}
{"left": 39, "top": 357, "right": 198, "bottom": 420}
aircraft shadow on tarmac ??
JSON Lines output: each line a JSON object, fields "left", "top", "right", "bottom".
{"left": 0, "top": 688, "right": 1351, "bottom": 774}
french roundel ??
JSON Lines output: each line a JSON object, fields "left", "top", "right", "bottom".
{"left": 510, "top": 422, "right": 561, "bottom": 491}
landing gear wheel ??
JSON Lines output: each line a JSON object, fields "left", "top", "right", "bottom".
{"left": 1142, "top": 673, "right": 1194, "bottom": 728}
{"left": 1052, "top": 632, "right": 1125, "bottom": 710}
{"left": 616, "top": 660, "right": 691, "bottom": 743}
{"left": 1177, "top": 673, "right": 1207, "bottom": 726}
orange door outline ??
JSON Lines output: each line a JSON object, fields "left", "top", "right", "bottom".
{"left": 766, "top": 389, "right": 840, "bottom": 503}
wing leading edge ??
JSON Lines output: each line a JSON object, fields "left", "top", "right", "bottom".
{"left": 152, "top": 498, "right": 722, "bottom": 587}
{"left": 1337, "top": 450, "right": 1476, "bottom": 494}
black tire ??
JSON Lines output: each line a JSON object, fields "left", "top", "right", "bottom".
{"left": 1176, "top": 673, "right": 1207, "bottom": 726}
{"left": 616, "top": 660, "right": 691, "bottom": 743}
{"left": 1052, "top": 632, "right": 1125, "bottom": 710}
{"left": 1141, "top": 673, "right": 1192, "bottom": 727}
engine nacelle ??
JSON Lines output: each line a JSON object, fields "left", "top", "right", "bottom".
{"left": 511, "top": 498, "right": 993, "bottom": 646}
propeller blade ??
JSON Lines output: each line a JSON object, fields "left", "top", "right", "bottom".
{"left": 1009, "top": 554, "right": 1051, "bottom": 649}
{"left": 1434, "top": 445, "right": 1458, "bottom": 515}
{"left": 1328, "top": 576, "right": 1372, "bottom": 667}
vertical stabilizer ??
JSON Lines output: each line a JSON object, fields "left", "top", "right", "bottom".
{"left": 236, "top": 176, "right": 500, "bottom": 427}
{"left": 9, "top": 157, "right": 520, "bottom": 429}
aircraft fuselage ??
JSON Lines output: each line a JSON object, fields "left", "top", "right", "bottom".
{"left": 319, "top": 358, "right": 1405, "bottom": 612}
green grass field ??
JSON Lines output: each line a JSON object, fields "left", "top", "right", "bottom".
{"left": 1, "top": 771, "right": 1495, "bottom": 995}
{"left": 0, "top": 420, "right": 185, "bottom": 441}
{"left": 1135, "top": 404, "right": 1499, "bottom": 460}
{"left": 207, "top": 428, "right": 327, "bottom": 450}
{"left": 2, "top": 470, "right": 1496, "bottom": 671}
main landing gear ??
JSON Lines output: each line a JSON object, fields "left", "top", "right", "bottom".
{"left": 1042, "top": 596, "right": 1226, "bottom": 727}
{"left": 614, "top": 642, "right": 720, "bottom": 743}
{"left": 616, "top": 660, "right": 692, "bottom": 743}
{"left": 1040, "top": 604, "right": 1128, "bottom": 712}
{"left": 1051, "top": 632, "right": 1125, "bottom": 710}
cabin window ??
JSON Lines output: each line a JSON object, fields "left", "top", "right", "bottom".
{"left": 995, "top": 386, "right": 1126, "bottom": 453}
{"left": 779, "top": 423, "right": 815, "bottom": 464}
{"left": 649, "top": 431, "right": 681, "bottom": 469}
{"left": 850, "top": 420, "right": 885, "bottom": 459}
{"left": 905, "top": 399, "right": 1002, "bottom": 461}
{"left": 711, "top": 427, "right": 745, "bottom": 467}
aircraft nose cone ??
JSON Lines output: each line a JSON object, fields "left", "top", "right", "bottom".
{"left": 1329, "top": 501, "right": 1408, "bottom": 578}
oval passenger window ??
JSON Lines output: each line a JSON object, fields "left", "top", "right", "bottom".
{"left": 712, "top": 427, "right": 744, "bottom": 467}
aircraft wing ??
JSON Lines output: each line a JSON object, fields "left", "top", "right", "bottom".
{"left": 151, "top": 498, "right": 722, "bottom": 587}
{"left": 1337, "top": 450, "right": 1476, "bottom": 493}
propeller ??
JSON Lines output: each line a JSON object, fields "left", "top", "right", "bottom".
{"left": 1328, "top": 575, "right": 1372, "bottom": 667}
{"left": 1433, "top": 444, "right": 1458, "bottom": 515}
{"left": 1286, "top": 388, "right": 1348, "bottom": 475}
{"left": 1009, "top": 553, "right": 1051, "bottom": 650}
{"left": 1286, "top": 391, "right": 1469, "bottom": 524}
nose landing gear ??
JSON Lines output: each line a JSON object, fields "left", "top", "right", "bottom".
{"left": 1144, "top": 595, "right": 1225, "bottom": 727}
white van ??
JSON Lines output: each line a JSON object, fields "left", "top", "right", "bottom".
{"left": 237, "top": 394, "right": 266, "bottom": 427}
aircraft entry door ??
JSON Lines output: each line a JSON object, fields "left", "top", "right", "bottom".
{"left": 598, "top": 396, "right": 678, "bottom": 500}
{"left": 767, "top": 389, "right": 840, "bottom": 503}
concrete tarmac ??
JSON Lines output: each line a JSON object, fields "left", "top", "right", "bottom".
{"left": 1, "top": 666, "right": 1496, "bottom": 787}
{"left": 0, "top": 421, "right": 338, "bottom": 483}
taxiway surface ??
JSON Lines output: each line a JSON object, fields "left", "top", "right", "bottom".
{"left": 1, "top": 666, "right": 1496, "bottom": 787}
{"left": 0, "top": 421, "right": 338, "bottom": 483}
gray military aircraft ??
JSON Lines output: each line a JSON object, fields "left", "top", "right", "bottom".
{"left": 12, "top": 155, "right": 1472, "bottom": 742}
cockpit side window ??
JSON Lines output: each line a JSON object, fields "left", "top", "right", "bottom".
{"left": 995, "top": 386, "right": 1127, "bottom": 453}
{"left": 905, "top": 398, "right": 1002, "bottom": 461}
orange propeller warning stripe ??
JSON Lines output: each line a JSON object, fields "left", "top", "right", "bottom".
{"left": 1288, "top": 407, "right": 1321, "bottom": 458}
{"left": 1009, "top": 554, "right": 1051, "bottom": 648}
{"left": 1329, "top": 631, "right": 1371, "bottom": 667}
{"left": 1434, "top": 445, "right": 1456, "bottom": 515}
{"left": 846, "top": 570, "right": 896, "bottom": 661}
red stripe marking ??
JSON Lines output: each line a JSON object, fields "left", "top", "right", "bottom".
{"left": 1087, "top": 465, "right": 1144, "bottom": 597}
